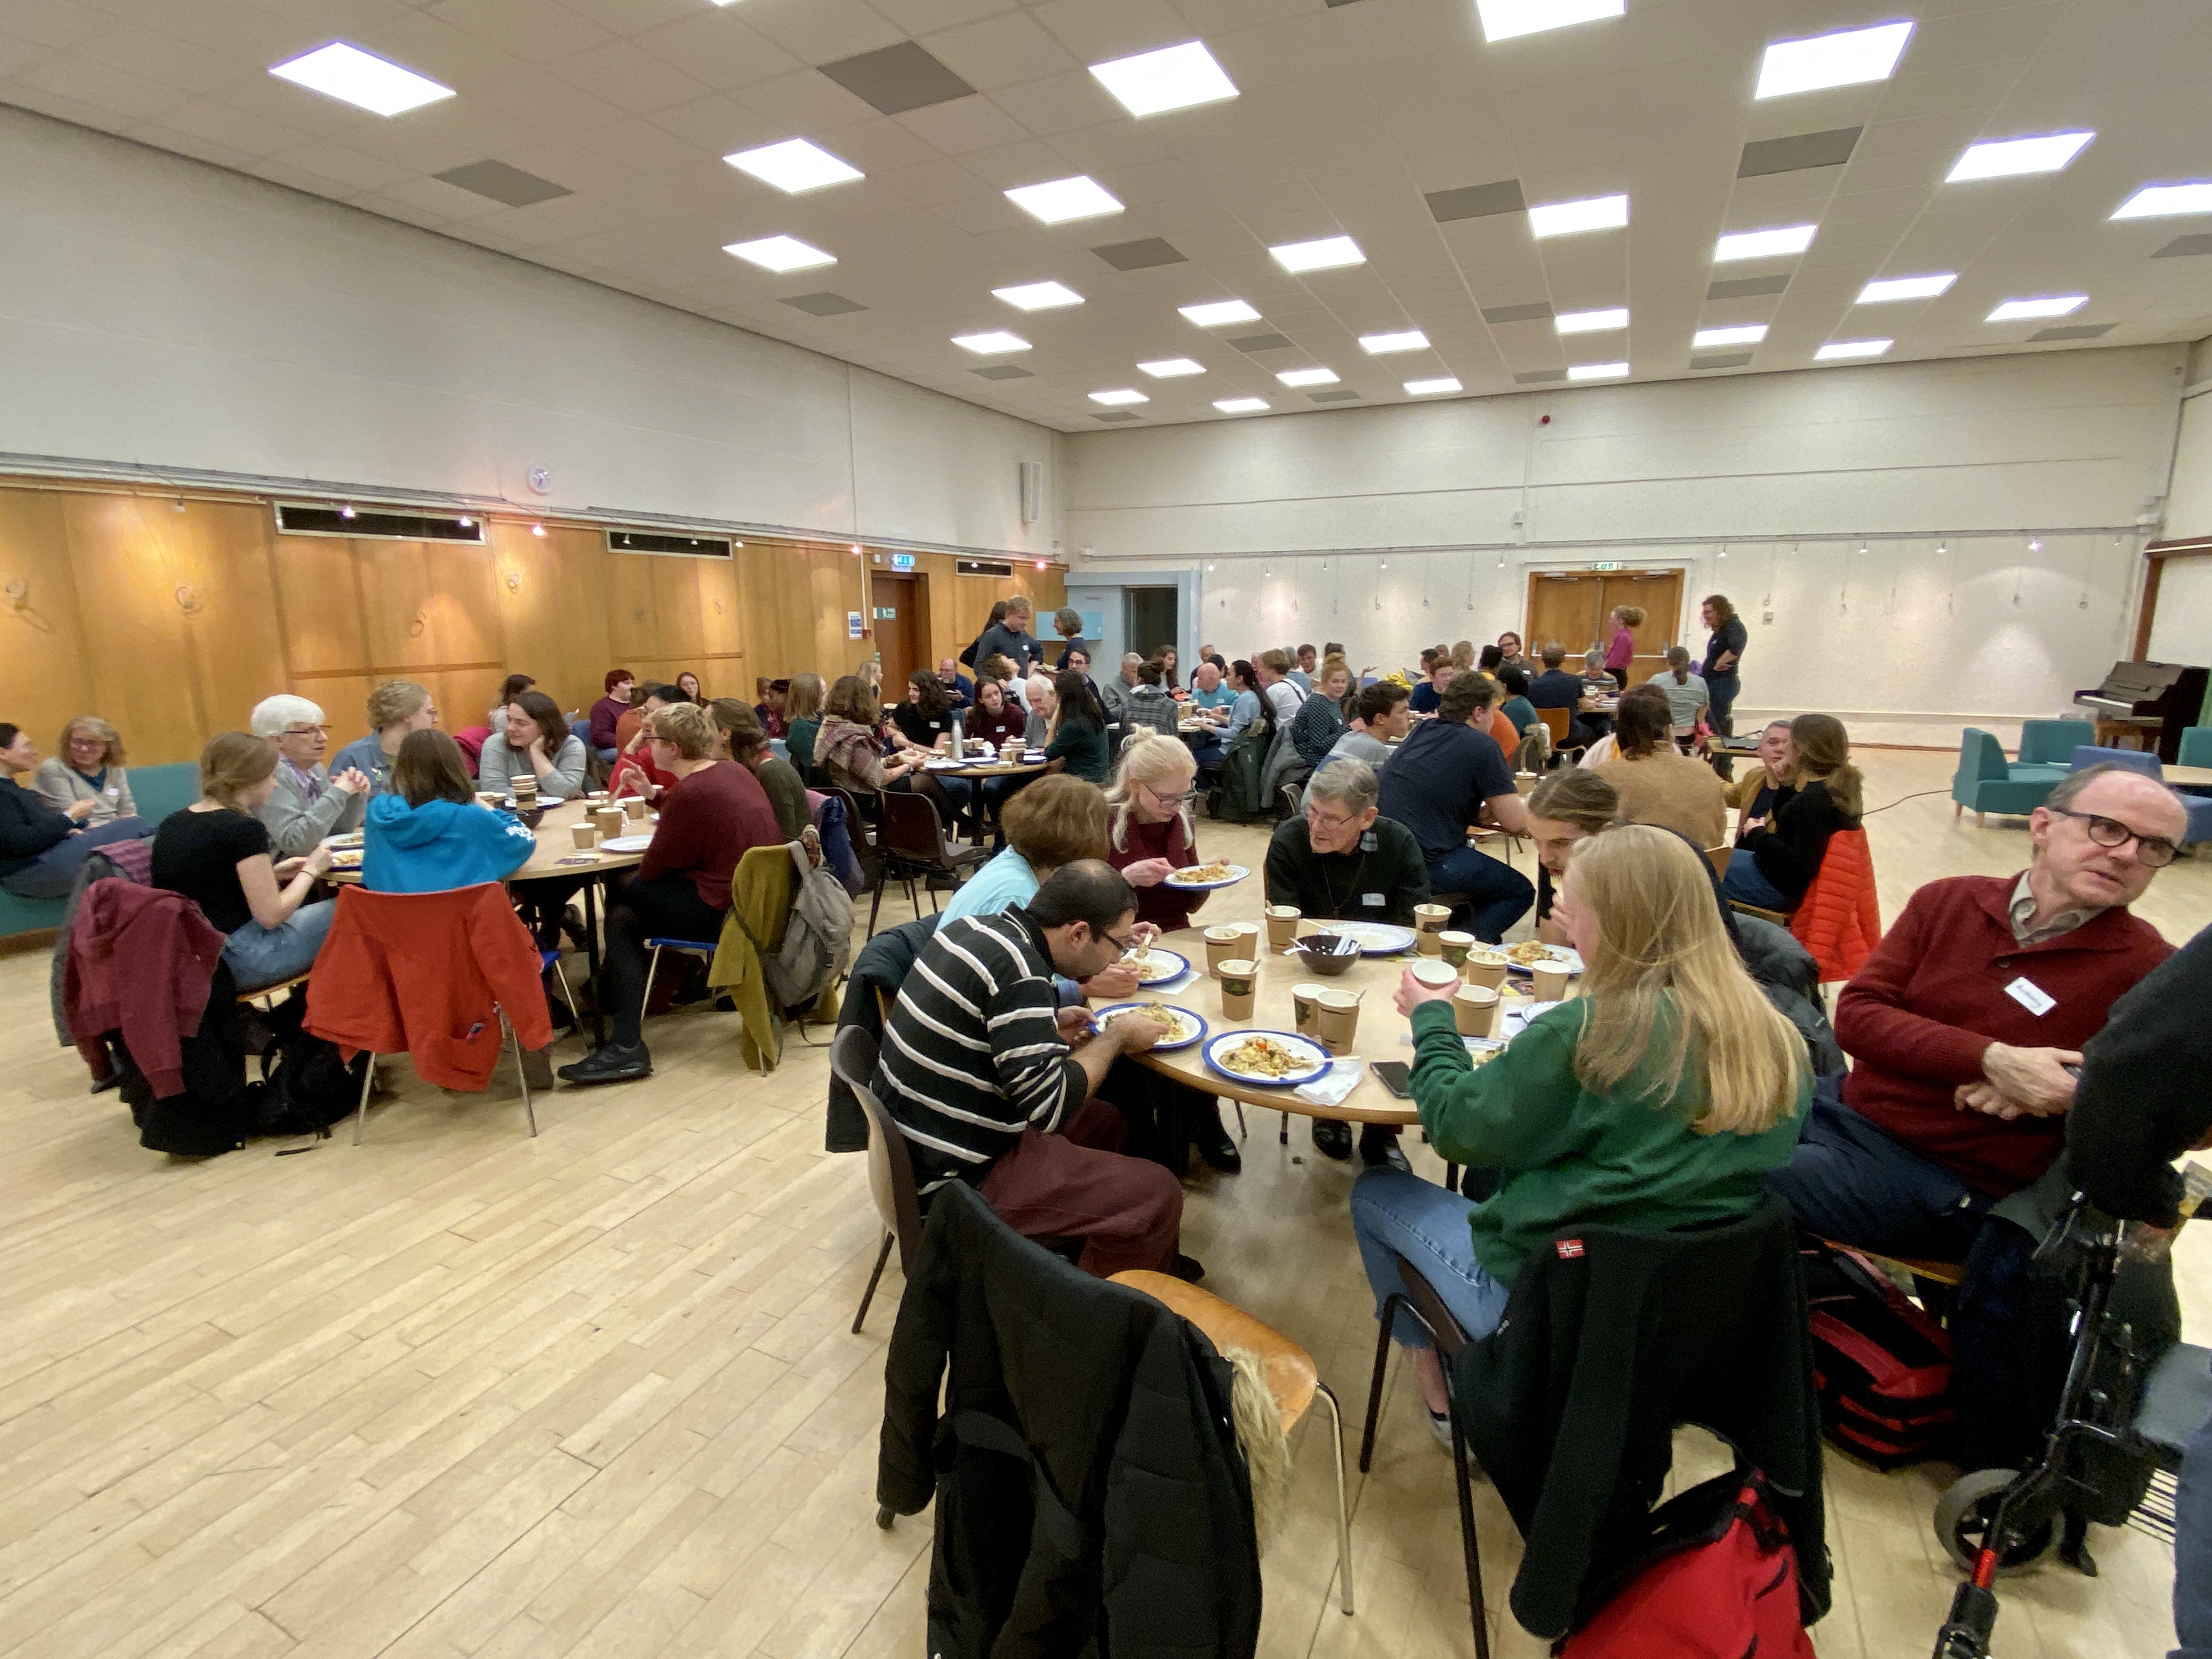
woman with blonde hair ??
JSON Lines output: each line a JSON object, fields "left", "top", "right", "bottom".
{"left": 34, "top": 715, "right": 136, "bottom": 822}
{"left": 330, "top": 679, "right": 438, "bottom": 793}
{"left": 1288, "top": 654, "right": 1355, "bottom": 766}
{"left": 150, "top": 731, "right": 336, "bottom": 990}
{"left": 1, "top": 721, "right": 153, "bottom": 898}
{"left": 1723, "top": 712, "right": 1862, "bottom": 913}
{"left": 1355, "top": 825, "right": 1810, "bottom": 1441}
{"left": 1105, "top": 732, "right": 1205, "bottom": 933}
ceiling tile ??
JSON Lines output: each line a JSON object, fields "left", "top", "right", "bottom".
{"left": 783, "top": 290, "right": 870, "bottom": 314}
{"left": 818, "top": 40, "right": 977, "bottom": 116}
{"left": 1737, "top": 127, "right": 1860, "bottom": 179}
{"left": 435, "top": 158, "right": 573, "bottom": 206}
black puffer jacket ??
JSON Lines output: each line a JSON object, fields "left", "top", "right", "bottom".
{"left": 878, "top": 1182, "right": 1263, "bottom": 1658}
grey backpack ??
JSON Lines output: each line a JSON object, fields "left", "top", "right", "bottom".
{"left": 769, "top": 839, "right": 855, "bottom": 1011}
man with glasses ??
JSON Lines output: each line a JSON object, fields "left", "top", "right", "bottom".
{"left": 872, "top": 861, "right": 1199, "bottom": 1280}
{"left": 247, "top": 694, "right": 370, "bottom": 856}
{"left": 1766, "top": 764, "right": 2188, "bottom": 1470}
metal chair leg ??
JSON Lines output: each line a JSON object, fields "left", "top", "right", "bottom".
{"left": 641, "top": 945, "right": 663, "bottom": 1012}
{"left": 1279, "top": 1111, "right": 1289, "bottom": 1144}
{"left": 865, "top": 864, "right": 887, "bottom": 936}
{"left": 550, "top": 957, "right": 582, "bottom": 1031}
{"left": 1443, "top": 1362, "right": 1491, "bottom": 1659}
{"left": 1233, "top": 1102, "right": 1246, "bottom": 1139}
{"left": 1315, "top": 1381, "right": 1354, "bottom": 1615}
{"left": 852, "top": 1232, "right": 894, "bottom": 1334}
{"left": 1359, "top": 1291, "right": 1404, "bottom": 1472}
{"left": 351, "top": 1053, "right": 376, "bottom": 1145}
{"left": 506, "top": 1013, "right": 538, "bottom": 1137}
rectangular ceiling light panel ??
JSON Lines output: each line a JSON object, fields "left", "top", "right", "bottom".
{"left": 1090, "top": 388, "right": 1148, "bottom": 405}
{"left": 270, "top": 42, "right": 454, "bottom": 116}
{"left": 952, "top": 330, "right": 1031, "bottom": 353}
{"left": 1566, "top": 362, "right": 1628, "bottom": 380}
{"left": 1406, "top": 377, "right": 1463, "bottom": 394}
{"left": 725, "top": 235, "right": 834, "bottom": 272}
{"left": 1815, "top": 339, "right": 1891, "bottom": 359}
{"left": 1987, "top": 295, "right": 2086, "bottom": 321}
{"left": 1714, "top": 224, "right": 1816, "bottom": 261}
{"left": 1555, "top": 307, "right": 1627, "bottom": 334}
{"left": 994, "top": 280, "right": 1082, "bottom": 309}
{"left": 1475, "top": 0, "right": 1624, "bottom": 44}
{"left": 2112, "top": 183, "right": 2212, "bottom": 219}
{"left": 1753, "top": 21, "right": 1912, "bottom": 99}
{"left": 1181, "top": 299, "right": 1261, "bottom": 326}
{"left": 1271, "top": 235, "right": 1364, "bottom": 272}
{"left": 1528, "top": 194, "right": 1627, "bottom": 238}
{"left": 1359, "top": 329, "right": 1429, "bottom": 353}
{"left": 1215, "top": 398, "right": 1269, "bottom": 412}
{"left": 1088, "top": 41, "right": 1238, "bottom": 117}
{"left": 1692, "top": 324, "right": 1766, "bottom": 347}
{"left": 1005, "top": 176, "right": 1123, "bottom": 223}
{"left": 1947, "top": 132, "right": 2094, "bottom": 182}
{"left": 1138, "top": 358, "right": 1205, "bottom": 377}
{"left": 725, "top": 137, "right": 862, "bottom": 193}
{"left": 1857, "top": 273, "right": 1954, "bottom": 303}
{"left": 1277, "top": 367, "right": 1339, "bottom": 386}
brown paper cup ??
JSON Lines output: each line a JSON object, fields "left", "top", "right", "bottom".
{"left": 1315, "top": 989, "right": 1361, "bottom": 1056}
{"left": 1231, "top": 922, "right": 1262, "bottom": 962}
{"left": 1219, "top": 960, "right": 1257, "bottom": 1020}
{"left": 569, "top": 823, "right": 598, "bottom": 850}
{"left": 622, "top": 797, "right": 648, "bottom": 821}
{"left": 1461, "top": 952, "right": 1510, "bottom": 991}
{"left": 1414, "top": 903, "right": 1450, "bottom": 953}
{"left": 1411, "top": 960, "right": 1460, "bottom": 993}
{"left": 1264, "top": 905, "right": 1301, "bottom": 948}
{"left": 1203, "top": 926, "right": 1243, "bottom": 975}
{"left": 1291, "top": 982, "right": 1325, "bottom": 1037}
{"left": 1531, "top": 962, "right": 1573, "bottom": 1002}
{"left": 1437, "top": 930, "right": 1475, "bottom": 967}
{"left": 1453, "top": 985, "right": 1500, "bottom": 1037}
{"left": 592, "top": 807, "right": 624, "bottom": 839}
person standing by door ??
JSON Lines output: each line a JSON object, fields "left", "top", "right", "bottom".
{"left": 1700, "top": 594, "right": 1748, "bottom": 779}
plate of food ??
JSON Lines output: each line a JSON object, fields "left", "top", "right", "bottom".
{"left": 1124, "top": 946, "right": 1191, "bottom": 986}
{"left": 324, "top": 831, "right": 365, "bottom": 850}
{"left": 1319, "top": 920, "right": 1419, "bottom": 956}
{"left": 923, "top": 758, "right": 964, "bottom": 771}
{"left": 1164, "top": 860, "right": 1250, "bottom": 891}
{"left": 326, "top": 848, "right": 363, "bottom": 872}
{"left": 600, "top": 833, "right": 654, "bottom": 853}
{"left": 1464, "top": 1037, "right": 1507, "bottom": 1066}
{"left": 1202, "top": 1030, "right": 1331, "bottom": 1088}
{"left": 1092, "top": 1002, "right": 1207, "bottom": 1052}
{"left": 1504, "top": 941, "right": 1584, "bottom": 975}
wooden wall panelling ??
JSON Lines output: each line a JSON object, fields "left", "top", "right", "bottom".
{"left": 490, "top": 523, "right": 612, "bottom": 720}
{"left": 0, "top": 488, "right": 94, "bottom": 755}
{"left": 605, "top": 544, "right": 662, "bottom": 668}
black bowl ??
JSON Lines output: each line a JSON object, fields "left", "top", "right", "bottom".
{"left": 1288, "top": 933, "right": 1361, "bottom": 977}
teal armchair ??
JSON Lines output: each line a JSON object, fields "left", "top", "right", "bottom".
{"left": 1951, "top": 729, "right": 2065, "bottom": 825}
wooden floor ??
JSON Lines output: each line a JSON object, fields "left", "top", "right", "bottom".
{"left": 2, "top": 749, "right": 2205, "bottom": 1659}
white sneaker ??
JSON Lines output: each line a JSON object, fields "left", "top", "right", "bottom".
{"left": 1427, "top": 1406, "right": 1453, "bottom": 1449}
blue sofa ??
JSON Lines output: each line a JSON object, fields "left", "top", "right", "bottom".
{"left": 0, "top": 761, "right": 200, "bottom": 940}
{"left": 1951, "top": 729, "right": 2069, "bottom": 825}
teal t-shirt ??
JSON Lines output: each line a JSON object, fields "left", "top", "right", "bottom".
{"left": 1044, "top": 718, "right": 1109, "bottom": 784}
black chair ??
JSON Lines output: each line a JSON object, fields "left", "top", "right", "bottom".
{"left": 830, "top": 1028, "right": 923, "bottom": 1334}
{"left": 867, "top": 789, "right": 990, "bottom": 936}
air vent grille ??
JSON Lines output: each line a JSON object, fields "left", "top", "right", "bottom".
{"left": 957, "top": 560, "right": 1015, "bottom": 577}
{"left": 606, "top": 530, "right": 735, "bottom": 558}
{"left": 274, "top": 503, "right": 484, "bottom": 542}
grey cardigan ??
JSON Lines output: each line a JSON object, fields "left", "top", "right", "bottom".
{"left": 32, "top": 758, "right": 134, "bottom": 822}
{"left": 476, "top": 732, "right": 589, "bottom": 802}
{"left": 259, "top": 761, "right": 367, "bottom": 855}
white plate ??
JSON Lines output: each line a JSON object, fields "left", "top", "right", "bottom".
{"left": 1315, "top": 921, "right": 1418, "bottom": 956}
{"left": 1126, "top": 947, "right": 1191, "bottom": 986}
{"left": 1092, "top": 1002, "right": 1207, "bottom": 1052}
{"left": 1203, "top": 1029, "right": 1331, "bottom": 1087}
{"left": 599, "top": 833, "right": 653, "bottom": 853}
{"left": 923, "top": 759, "right": 963, "bottom": 770}
{"left": 1023, "top": 752, "right": 1048, "bottom": 763}
{"left": 1504, "top": 944, "right": 1584, "bottom": 975}
{"left": 1163, "top": 862, "right": 1250, "bottom": 893}
{"left": 324, "top": 831, "right": 364, "bottom": 849}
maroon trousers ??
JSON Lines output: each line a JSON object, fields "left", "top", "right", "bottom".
{"left": 979, "top": 1098, "right": 1183, "bottom": 1277}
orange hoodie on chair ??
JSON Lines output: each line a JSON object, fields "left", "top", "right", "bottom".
{"left": 305, "top": 884, "right": 554, "bottom": 1090}
{"left": 1788, "top": 827, "right": 1881, "bottom": 984}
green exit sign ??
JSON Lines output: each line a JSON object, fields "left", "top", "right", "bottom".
{"left": 1591, "top": 560, "right": 1623, "bottom": 571}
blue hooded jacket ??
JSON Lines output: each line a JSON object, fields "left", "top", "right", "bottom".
{"left": 362, "top": 794, "right": 537, "bottom": 894}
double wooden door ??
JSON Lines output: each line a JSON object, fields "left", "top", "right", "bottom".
{"left": 1523, "top": 569, "right": 1685, "bottom": 683}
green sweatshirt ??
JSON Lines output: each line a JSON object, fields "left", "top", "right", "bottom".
{"left": 1408, "top": 996, "right": 1809, "bottom": 1286}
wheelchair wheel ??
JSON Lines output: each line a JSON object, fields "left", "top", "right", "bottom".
{"left": 1934, "top": 1468, "right": 2060, "bottom": 1576}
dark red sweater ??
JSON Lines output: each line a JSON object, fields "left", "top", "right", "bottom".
{"left": 1834, "top": 873, "right": 2173, "bottom": 1195}
{"left": 641, "top": 760, "right": 782, "bottom": 910}
{"left": 1110, "top": 813, "right": 1206, "bottom": 933}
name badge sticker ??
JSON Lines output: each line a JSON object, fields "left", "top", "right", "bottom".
{"left": 1362, "top": 892, "right": 1386, "bottom": 908}
{"left": 2005, "top": 976, "right": 2056, "bottom": 1017}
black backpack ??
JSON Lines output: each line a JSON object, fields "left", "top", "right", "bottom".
{"left": 254, "top": 1008, "right": 371, "bottom": 1138}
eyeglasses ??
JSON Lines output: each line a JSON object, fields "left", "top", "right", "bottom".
{"left": 1305, "top": 803, "right": 1358, "bottom": 834}
{"left": 1103, "top": 927, "right": 1141, "bottom": 956}
{"left": 2048, "top": 808, "right": 2181, "bottom": 868}
{"left": 1137, "top": 780, "right": 1194, "bottom": 809}
{"left": 281, "top": 724, "right": 330, "bottom": 737}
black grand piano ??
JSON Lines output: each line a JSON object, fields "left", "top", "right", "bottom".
{"left": 2072, "top": 660, "right": 2209, "bottom": 764}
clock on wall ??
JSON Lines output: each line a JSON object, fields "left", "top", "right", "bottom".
{"left": 526, "top": 466, "right": 552, "bottom": 495}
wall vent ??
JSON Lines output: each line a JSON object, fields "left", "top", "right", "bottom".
{"left": 958, "top": 559, "right": 1015, "bottom": 577}
{"left": 606, "top": 529, "right": 735, "bottom": 558}
{"left": 274, "top": 503, "right": 484, "bottom": 543}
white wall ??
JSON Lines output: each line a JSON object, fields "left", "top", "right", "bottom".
{"left": 2148, "top": 557, "right": 2212, "bottom": 667}
{"left": 1065, "top": 349, "right": 2188, "bottom": 746}
{"left": 0, "top": 105, "right": 1060, "bottom": 558}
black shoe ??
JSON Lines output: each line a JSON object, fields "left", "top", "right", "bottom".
{"left": 1312, "top": 1119, "right": 1352, "bottom": 1160}
{"left": 1359, "top": 1124, "right": 1407, "bottom": 1170}
{"left": 1196, "top": 1123, "right": 1242, "bottom": 1173}
{"left": 1170, "top": 1253, "right": 1206, "bottom": 1283}
{"left": 557, "top": 1042, "right": 652, "bottom": 1085}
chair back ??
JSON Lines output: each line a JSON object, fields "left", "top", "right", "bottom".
{"left": 2068, "top": 744, "right": 2163, "bottom": 778}
{"left": 2017, "top": 718, "right": 2094, "bottom": 766}
{"left": 1702, "top": 844, "right": 1731, "bottom": 883}
{"left": 1954, "top": 728, "right": 2008, "bottom": 786}
{"left": 2179, "top": 726, "right": 2212, "bottom": 770}
{"left": 1538, "top": 707, "right": 1571, "bottom": 746}
{"left": 878, "top": 788, "right": 950, "bottom": 861}
{"left": 1395, "top": 1254, "right": 1473, "bottom": 1359}
{"left": 833, "top": 1026, "right": 924, "bottom": 1270}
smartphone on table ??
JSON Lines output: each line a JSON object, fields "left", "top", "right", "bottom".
{"left": 1369, "top": 1060, "right": 1414, "bottom": 1099}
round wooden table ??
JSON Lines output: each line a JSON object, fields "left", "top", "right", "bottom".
{"left": 1106, "top": 924, "right": 1543, "bottom": 1127}
{"left": 926, "top": 757, "right": 1048, "bottom": 780}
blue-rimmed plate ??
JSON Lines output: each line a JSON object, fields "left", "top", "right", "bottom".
{"left": 1162, "top": 861, "right": 1250, "bottom": 893}
{"left": 1504, "top": 944, "right": 1585, "bottom": 977}
{"left": 1319, "top": 921, "right": 1418, "bottom": 956}
{"left": 1202, "top": 1029, "right": 1331, "bottom": 1088}
{"left": 1092, "top": 1002, "right": 1207, "bottom": 1052}
{"left": 1126, "top": 946, "right": 1191, "bottom": 987}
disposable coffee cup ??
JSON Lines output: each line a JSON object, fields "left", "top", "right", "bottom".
{"left": 1265, "top": 905, "right": 1301, "bottom": 949}
{"left": 1453, "top": 984, "right": 1500, "bottom": 1037}
{"left": 622, "top": 797, "right": 647, "bottom": 822}
{"left": 1231, "top": 922, "right": 1262, "bottom": 962}
{"left": 1531, "top": 961, "right": 1573, "bottom": 1002}
{"left": 1411, "top": 961, "right": 1460, "bottom": 993}
{"left": 1461, "top": 951, "right": 1510, "bottom": 992}
{"left": 1204, "top": 926, "right": 1244, "bottom": 976}
{"left": 1437, "top": 930, "right": 1475, "bottom": 968}
{"left": 1315, "top": 989, "right": 1362, "bottom": 1056}
{"left": 569, "top": 823, "right": 598, "bottom": 851}
{"left": 1413, "top": 903, "right": 1451, "bottom": 953}
{"left": 1291, "top": 982, "right": 1325, "bottom": 1038}
{"left": 592, "top": 806, "right": 624, "bottom": 839}
{"left": 511, "top": 776, "right": 537, "bottom": 804}
{"left": 1219, "top": 960, "right": 1257, "bottom": 1020}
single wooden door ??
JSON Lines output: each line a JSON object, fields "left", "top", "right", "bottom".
{"left": 872, "top": 574, "right": 920, "bottom": 695}
{"left": 1524, "top": 572, "right": 1607, "bottom": 661}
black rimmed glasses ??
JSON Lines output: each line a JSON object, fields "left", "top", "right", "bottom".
{"left": 2047, "top": 808, "right": 2181, "bottom": 868}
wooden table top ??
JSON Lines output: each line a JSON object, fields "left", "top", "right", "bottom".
{"left": 1107, "top": 925, "right": 1546, "bottom": 1125}
{"left": 325, "top": 795, "right": 655, "bottom": 885}
{"left": 2165, "top": 763, "right": 2212, "bottom": 787}
{"left": 926, "top": 757, "right": 1048, "bottom": 778}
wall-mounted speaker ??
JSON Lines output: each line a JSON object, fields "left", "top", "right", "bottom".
{"left": 1019, "top": 460, "right": 1043, "bottom": 524}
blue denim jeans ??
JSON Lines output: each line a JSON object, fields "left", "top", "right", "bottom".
{"left": 0, "top": 817, "right": 154, "bottom": 899}
{"left": 2177, "top": 1404, "right": 2212, "bottom": 1659}
{"left": 1351, "top": 1166, "right": 1511, "bottom": 1348}
{"left": 1722, "top": 849, "right": 1797, "bottom": 912}
{"left": 222, "top": 899, "right": 335, "bottom": 991}
{"left": 1424, "top": 844, "right": 1534, "bottom": 944}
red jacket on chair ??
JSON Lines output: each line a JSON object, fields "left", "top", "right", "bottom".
{"left": 64, "top": 880, "right": 229, "bottom": 1097}
{"left": 1789, "top": 827, "right": 1881, "bottom": 984}
{"left": 304, "top": 883, "right": 553, "bottom": 1090}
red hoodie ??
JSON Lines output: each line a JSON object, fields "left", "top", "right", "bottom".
{"left": 65, "top": 881, "right": 229, "bottom": 1097}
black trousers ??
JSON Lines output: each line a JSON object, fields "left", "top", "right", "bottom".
{"left": 602, "top": 873, "right": 726, "bottom": 1047}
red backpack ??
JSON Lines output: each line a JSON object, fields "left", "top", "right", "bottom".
{"left": 1556, "top": 1468, "right": 1816, "bottom": 1659}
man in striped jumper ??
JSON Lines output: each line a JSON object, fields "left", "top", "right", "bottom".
{"left": 872, "top": 860, "right": 1193, "bottom": 1280}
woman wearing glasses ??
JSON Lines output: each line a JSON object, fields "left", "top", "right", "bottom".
{"left": 1263, "top": 758, "right": 1430, "bottom": 927}
{"left": 247, "top": 695, "right": 370, "bottom": 857}
{"left": 1104, "top": 733, "right": 1209, "bottom": 934}
{"left": 1721, "top": 712, "right": 1861, "bottom": 913}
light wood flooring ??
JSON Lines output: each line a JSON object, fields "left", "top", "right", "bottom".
{"left": 1, "top": 749, "right": 2205, "bottom": 1659}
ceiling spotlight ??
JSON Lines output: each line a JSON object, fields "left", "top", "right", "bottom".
{"left": 723, "top": 137, "right": 863, "bottom": 194}
{"left": 1180, "top": 299, "right": 1261, "bottom": 327}
{"left": 1090, "top": 388, "right": 1149, "bottom": 406}
{"left": 2029, "top": 538, "right": 2043, "bottom": 552}
{"left": 2112, "top": 182, "right": 2212, "bottom": 219}
{"left": 1946, "top": 132, "right": 2094, "bottom": 183}
{"left": 268, "top": 42, "right": 454, "bottom": 116}
{"left": 1474, "top": 0, "right": 1624, "bottom": 46}
{"left": 1693, "top": 324, "right": 1767, "bottom": 348}
{"left": 1214, "top": 397, "right": 1269, "bottom": 413}
{"left": 724, "top": 235, "right": 836, "bottom": 272}
{"left": 1270, "top": 235, "right": 1365, "bottom": 273}
{"left": 1754, "top": 20, "right": 1912, "bottom": 100}
{"left": 1986, "top": 295, "right": 2086, "bottom": 322}
{"left": 1405, "top": 377, "right": 1462, "bottom": 396}
{"left": 1857, "top": 273, "right": 1955, "bottom": 304}
{"left": 952, "top": 331, "right": 1032, "bottom": 354}
{"left": 1528, "top": 194, "right": 1628, "bottom": 238}
{"left": 1035, "top": 560, "right": 1048, "bottom": 570}
{"left": 1359, "top": 329, "right": 1429, "bottom": 354}
{"left": 457, "top": 515, "right": 472, "bottom": 527}
{"left": 531, "top": 523, "right": 546, "bottom": 538}
{"left": 1088, "top": 40, "right": 1239, "bottom": 117}
{"left": 1004, "top": 176, "right": 1123, "bottom": 224}
{"left": 851, "top": 544, "right": 863, "bottom": 554}
{"left": 1815, "top": 338, "right": 1891, "bottom": 359}
{"left": 339, "top": 504, "right": 356, "bottom": 518}
{"left": 1555, "top": 308, "right": 1628, "bottom": 335}
{"left": 992, "top": 280, "right": 1083, "bottom": 311}
{"left": 1714, "top": 224, "right": 1816, "bottom": 262}
{"left": 1138, "top": 358, "right": 1205, "bottom": 377}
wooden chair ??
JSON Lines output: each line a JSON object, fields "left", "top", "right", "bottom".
{"left": 1702, "top": 844, "right": 1731, "bottom": 883}
{"left": 1111, "top": 1269, "right": 1355, "bottom": 1618}
{"left": 1820, "top": 1237, "right": 1965, "bottom": 1290}
{"left": 832, "top": 1028, "right": 923, "bottom": 1334}
{"left": 1536, "top": 706, "right": 1584, "bottom": 764}
{"left": 236, "top": 970, "right": 310, "bottom": 1011}
{"left": 1728, "top": 898, "right": 1794, "bottom": 927}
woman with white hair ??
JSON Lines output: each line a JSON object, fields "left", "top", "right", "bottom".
{"left": 249, "top": 693, "right": 370, "bottom": 857}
